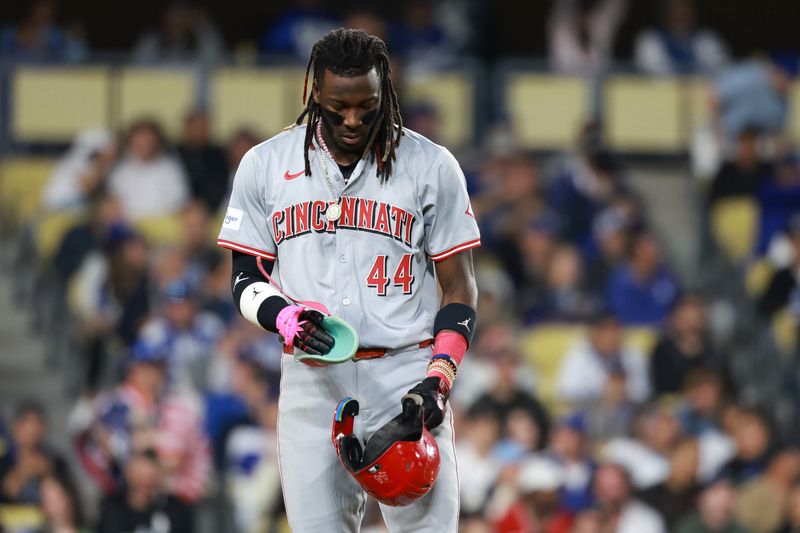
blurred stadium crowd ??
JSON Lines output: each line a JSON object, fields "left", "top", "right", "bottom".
{"left": 1, "top": 0, "right": 800, "bottom": 532}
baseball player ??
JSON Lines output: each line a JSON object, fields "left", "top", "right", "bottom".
{"left": 217, "top": 28, "right": 479, "bottom": 532}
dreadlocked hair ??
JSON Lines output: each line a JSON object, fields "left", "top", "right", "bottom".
{"left": 295, "top": 28, "right": 403, "bottom": 182}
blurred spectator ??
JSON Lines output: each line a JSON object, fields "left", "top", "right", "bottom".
{"left": 756, "top": 155, "right": 800, "bottom": 255}
{"left": 260, "top": 0, "right": 340, "bottom": 61}
{"left": 389, "top": 0, "right": 459, "bottom": 72}
{"left": 708, "top": 126, "right": 773, "bottom": 206}
{"left": 489, "top": 456, "right": 573, "bottom": 533}
{"left": 76, "top": 343, "right": 210, "bottom": 503}
{"left": 200, "top": 251, "right": 236, "bottom": 325}
{"left": 51, "top": 195, "right": 124, "bottom": 287}
{"left": 42, "top": 129, "right": 116, "bottom": 213}
{"left": 674, "top": 478, "right": 748, "bottom": 533}
{"left": 137, "top": 279, "right": 225, "bottom": 392}
{"left": 603, "top": 404, "right": 680, "bottom": 489}
{"left": 634, "top": 0, "right": 729, "bottom": 76}
{"left": 515, "top": 214, "right": 560, "bottom": 315}
{"left": 223, "top": 128, "right": 261, "bottom": 206}
{"left": 583, "top": 366, "right": 636, "bottom": 441}
{"left": 0, "top": 0, "right": 87, "bottom": 63}
{"left": 177, "top": 109, "right": 229, "bottom": 213}
{"left": 38, "top": 471, "right": 86, "bottom": 533}
{"left": 592, "top": 463, "right": 666, "bottom": 533}
{"left": 475, "top": 152, "right": 547, "bottom": 276}
{"left": 107, "top": 119, "right": 189, "bottom": 221}
{"left": 404, "top": 102, "right": 441, "bottom": 144}
{"left": 734, "top": 449, "right": 800, "bottom": 533}
{"left": 650, "top": 293, "right": 714, "bottom": 395}
{"left": 547, "top": 0, "right": 627, "bottom": 77}
{"left": 457, "top": 404, "right": 502, "bottom": 517}
{"left": 546, "top": 414, "right": 596, "bottom": 513}
{"left": 678, "top": 368, "right": 726, "bottom": 436}
{"left": 711, "top": 59, "right": 791, "bottom": 146}
{"left": 0, "top": 401, "right": 68, "bottom": 505}
{"left": 76, "top": 344, "right": 167, "bottom": 494}
{"left": 343, "top": 7, "right": 388, "bottom": 42}
{"left": 549, "top": 123, "right": 629, "bottom": 253}
{"left": 473, "top": 260, "right": 516, "bottom": 331}
{"left": 467, "top": 324, "right": 550, "bottom": 449}
{"left": 132, "top": 2, "right": 224, "bottom": 66}
{"left": 98, "top": 451, "right": 193, "bottom": 533}
{"left": 158, "top": 200, "right": 218, "bottom": 292}
{"left": 557, "top": 313, "right": 650, "bottom": 404}
{"left": 639, "top": 438, "right": 701, "bottom": 530}
{"left": 523, "top": 243, "right": 598, "bottom": 325}
{"left": 71, "top": 224, "right": 151, "bottom": 389}
{"left": 224, "top": 357, "right": 281, "bottom": 533}
{"left": 605, "top": 232, "right": 680, "bottom": 326}
{"left": 774, "top": 483, "right": 800, "bottom": 533}
{"left": 585, "top": 206, "right": 634, "bottom": 296}
{"left": 720, "top": 407, "right": 774, "bottom": 485}
{"left": 758, "top": 215, "right": 800, "bottom": 319}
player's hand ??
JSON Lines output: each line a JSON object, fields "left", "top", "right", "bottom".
{"left": 403, "top": 377, "right": 448, "bottom": 430}
{"left": 293, "top": 310, "right": 335, "bottom": 355}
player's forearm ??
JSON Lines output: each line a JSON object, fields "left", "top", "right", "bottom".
{"left": 230, "top": 251, "right": 290, "bottom": 333}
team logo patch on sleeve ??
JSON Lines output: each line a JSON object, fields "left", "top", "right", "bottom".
{"left": 223, "top": 207, "right": 244, "bottom": 231}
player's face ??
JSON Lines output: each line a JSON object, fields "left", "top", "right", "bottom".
{"left": 314, "top": 68, "right": 381, "bottom": 158}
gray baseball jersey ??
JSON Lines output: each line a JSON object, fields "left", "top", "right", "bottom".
{"left": 217, "top": 124, "right": 480, "bottom": 348}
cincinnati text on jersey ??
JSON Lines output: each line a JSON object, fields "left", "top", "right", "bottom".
{"left": 271, "top": 196, "right": 416, "bottom": 248}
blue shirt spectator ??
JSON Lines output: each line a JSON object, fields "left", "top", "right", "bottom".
{"left": 714, "top": 60, "right": 790, "bottom": 142}
{"left": 634, "top": 0, "right": 728, "bottom": 76}
{"left": 606, "top": 233, "right": 679, "bottom": 326}
{"left": 260, "top": 0, "right": 340, "bottom": 62}
{"left": 0, "top": 0, "right": 87, "bottom": 63}
{"left": 756, "top": 156, "right": 800, "bottom": 254}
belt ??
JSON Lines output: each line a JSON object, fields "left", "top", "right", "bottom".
{"left": 283, "top": 339, "right": 433, "bottom": 360}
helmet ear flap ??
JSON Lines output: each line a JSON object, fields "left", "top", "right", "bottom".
{"left": 338, "top": 434, "right": 364, "bottom": 471}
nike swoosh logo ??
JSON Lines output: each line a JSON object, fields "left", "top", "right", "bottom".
{"left": 284, "top": 170, "right": 304, "bottom": 180}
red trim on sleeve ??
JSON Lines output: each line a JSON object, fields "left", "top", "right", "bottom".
{"left": 429, "top": 238, "right": 481, "bottom": 262}
{"left": 217, "top": 239, "right": 277, "bottom": 260}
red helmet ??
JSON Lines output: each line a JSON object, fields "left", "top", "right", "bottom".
{"left": 331, "top": 396, "right": 440, "bottom": 507}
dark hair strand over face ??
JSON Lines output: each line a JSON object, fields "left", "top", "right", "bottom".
{"left": 295, "top": 28, "right": 403, "bottom": 182}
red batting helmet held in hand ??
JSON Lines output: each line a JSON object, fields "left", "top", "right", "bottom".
{"left": 331, "top": 396, "right": 440, "bottom": 507}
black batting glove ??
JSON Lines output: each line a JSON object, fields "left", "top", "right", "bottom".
{"left": 404, "top": 377, "right": 448, "bottom": 430}
{"left": 293, "top": 310, "right": 335, "bottom": 355}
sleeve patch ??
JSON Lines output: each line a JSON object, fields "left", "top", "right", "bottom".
{"left": 223, "top": 207, "right": 244, "bottom": 231}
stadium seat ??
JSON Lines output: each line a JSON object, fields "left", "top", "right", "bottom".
{"left": 116, "top": 67, "right": 196, "bottom": 138}
{"left": 505, "top": 74, "right": 587, "bottom": 150}
{"left": 11, "top": 67, "right": 111, "bottom": 142}
{"left": 0, "top": 158, "right": 57, "bottom": 226}
{"left": 771, "top": 309, "right": 797, "bottom": 357}
{"left": 134, "top": 215, "right": 183, "bottom": 248}
{"left": 404, "top": 71, "right": 474, "bottom": 149}
{"left": 211, "top": 68, "right": 303, "bottom": 141}
{"left": 709, "top": 197, "right": 759, "bottom": 262}
{"left": 0, "top": 505, "right": 44, "bottom": 531}
{"left": 520, "top": 324, "right": 584, "bottom": 413}
{"left": 790, "top": 82, "right": 800, "bottom": 146}
{"left": 746, "top": 258, "right": 774, "bottom": 297}
{"left": 606, "top": 77, "right": 683, "bottom": 153}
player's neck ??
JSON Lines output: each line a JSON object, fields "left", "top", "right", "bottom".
{"left": 318, "top": 122, "right": 361, "bottom": 166}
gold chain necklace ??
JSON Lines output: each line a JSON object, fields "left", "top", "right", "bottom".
{"left": 315, "top": 120, "right": 342, "bottom": 222}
